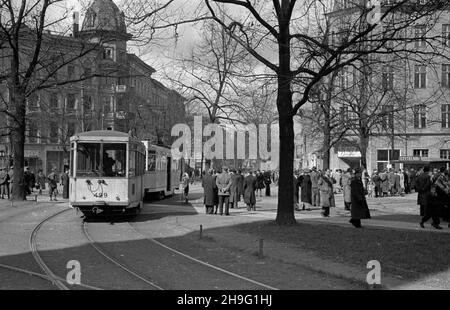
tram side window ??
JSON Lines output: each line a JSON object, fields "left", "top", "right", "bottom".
{"left": 138, "top": 152, "right": 145, "bottom": 175}
{"left": 129, "top": 151, "right": 136, "bottom": 177}
{"left": 147, "top": 151, "right": 156, "bottom": 172}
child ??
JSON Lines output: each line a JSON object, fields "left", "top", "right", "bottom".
{"left": 367, "top": 179, "right": 375, "bottom": 198}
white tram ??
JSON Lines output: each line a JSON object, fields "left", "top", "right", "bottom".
{"left": 69, "top": 130, "right": 180, "bottom": 217}
{"left": 69, "top": 130, "right": 146, "bottom": 216}
{"left": 142, "top": 141, "right": 180, "bottom": 199}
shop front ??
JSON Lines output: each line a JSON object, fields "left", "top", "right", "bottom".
{"left": 391, "top": 156, "right": 450, "bottom": 171}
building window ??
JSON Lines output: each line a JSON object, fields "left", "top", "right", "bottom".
{"left": 377, "top": 149, "right": 400, "bottom": 171}
{"left": 83, "top": 95, "right": 92, "bottom": 111}
{"left": 414, "top": 65, "right": 426, "bottom": 88}
{"left": 440, "top": 149, "right": 450, "bottom": 159}
{"left": 50, "top": 93, "right": 58, "bottom": 109}
{"left": 340, "top": 105, "right": 349, "bottom": 123}
{"left": 442, "top": 64, "right": 450, "bottom": 88}
{"left": 103, "top": 47, "right": 114, "bottom": 60}
{"left": 67, "top": 65, "right": 75, "bottom": 80}
{"left": 413, "top": 105, "right": 426, "bottom": 129}
{"left": 67, "top": 123, "right": 76, "bottom": 138}
{"left": 382, "top": 65, "right": 394, "bottom": 91}
{"left": 49, "top": 122, "right": 59, "bottom": 143}
{"left": 117, "top": 97, "right": 127, "bottom": 112}
{"left": 443, "top": 24, "right": 450, "bottom": 46}
{"left": 67, "top": 94, "right": 76, "bottom": 111}
{"left": 339, "top": 67, "right": 349, "bottom": 89}
{"left": 381, "top": 105, "right": 393, "bottom": 130}
{"left": 413, "top": 149, "right": 428, "bottom": 157}
{"left": 83, "top": 68, "right": 92, "bottom": 85}
{"left": 102, "top": 96, "right": 111, "bottom": 113}
{"left": 442, "top": 104, "right": 450, "bottom": 128}
{"left": 27, "top": 121, "right": 38, "bottom": 143}
{"left": 414, "top": 25, "right": 426, "bottom": 48}
{"left": 27, "top": 94, "right": 39, "bottom": 109}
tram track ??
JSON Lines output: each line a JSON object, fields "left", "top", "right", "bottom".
{"left": 128, "top": 221, "right": 279, "bottom": 290}
{"left": 29, "top": 208, "right": 102, "bottom": 290}
{"left": 81, "top": 221, "right": 163, "bottom": 290}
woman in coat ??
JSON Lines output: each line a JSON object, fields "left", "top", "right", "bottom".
{"left": 318, "top": 170, "right": 336, "bottom": 217}
{"left": 341, "top": 168, "right": 352, "bottom": 210}
{"left": 379, "top": 171, "right": 389, "bottom": 197}
{"left": 244, "top": 171, "right": 257, "bottom": 211}
{"left": 349, "top": 168, "right": 371, "bottom": 228}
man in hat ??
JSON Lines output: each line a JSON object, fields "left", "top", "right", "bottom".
{"left": 0, "top": 167, "right": 10, "bottom": 199}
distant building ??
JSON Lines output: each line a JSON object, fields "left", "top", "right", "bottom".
{"left": 0, "top": 0, "right": 185, "bottom": 174}
{"left": 322, "top": 0, "right": 450, "bottom": 172}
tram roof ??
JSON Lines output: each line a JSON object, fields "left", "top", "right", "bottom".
{"left": 70, "top": 130, "right": 140, "bottom": 142}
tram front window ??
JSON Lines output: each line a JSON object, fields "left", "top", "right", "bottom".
{"left": 77, "top": 143, "right": 126, "bottom": 177}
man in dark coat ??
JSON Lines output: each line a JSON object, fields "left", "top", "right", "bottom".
{"left": 244, "top": 171, "right": 257, "bottom": 211}
{"left": 298, "top": 169, "right": 312, "bottom": 211}
{"left": 202, "top": 169, "right": 217, "bottom": 214}
{"left": 403, "top": 169, "right": 410, "bottom": 194}
{"left": 228, "top": 170, "right": 240, "bottom": 209}
{"left": 61, "top": 170, "right": 69, "bottom": 199}
{"left": 371, "top": 170, "right": 381, "bottom": 198}
{"left": 418, "top": 166, "right": 442, "bottom": 229}
{"left": 349, "top": 168, "right": 371, "bottom": 228}
{"left": 415, "top": 166, "right": 431, "bottom": 217}
{"left": 410, "top": 168, "right": 417, "bottom": 192}
{"left": 263, "top": 170, "right": 272, "bottom": 196}
{"left": 24, "top": 167, "right": 32, "bottom": 196}
{"left": 237, "top": 170, "right": 244, "bottom": 201}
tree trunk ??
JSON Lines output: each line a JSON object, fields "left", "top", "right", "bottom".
{"left": 359, "top": 134, "right": 369, "bottom": 169}
{"left": 10, "top": 88, "right": 26, "bottom": 200}
{"left": 275, "top": 15, "right": 295, "bottom": 225}
{"left": 322, "top": 109, "right": 331, "bottom": 170}
{"left": 276, "top": 112, "right": 295, "bottom": 225}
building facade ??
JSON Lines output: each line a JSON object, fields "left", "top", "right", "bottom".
{"left": 0, "top": 0, "right": 185, "bottom": 175}
{"left": 323, "top": 0, "right": 450, "bottom": 172}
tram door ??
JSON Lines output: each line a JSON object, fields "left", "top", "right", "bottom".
{"left": 166, "top": 157, "right": 171, "bottom": 192}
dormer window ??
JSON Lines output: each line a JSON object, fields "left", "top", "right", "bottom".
{"left": 103, "top": 47, "right": 114, "bottom": 60}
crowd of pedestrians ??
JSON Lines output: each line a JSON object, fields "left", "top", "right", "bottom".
{"left": 0, "top": 166, "right": 70, "bottom": 201}
{"left": 293, "top": 167, "right": 370, "bottom": 228}
{"left": 293, "top": 165, "right": 450, "bottom": 229}
{"left": 200, "top": 168, "right": 273, "bottom": 215}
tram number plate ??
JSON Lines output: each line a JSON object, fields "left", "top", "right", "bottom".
{"left": 93, "top": 193, "right": 107, "bottom": 198}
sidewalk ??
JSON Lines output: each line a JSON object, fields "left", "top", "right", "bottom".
{"left": 182, "top": 186, "right": 450, "bottom": 289}
{"left": 227, "top": 187, "right": 450, "bottom": 234}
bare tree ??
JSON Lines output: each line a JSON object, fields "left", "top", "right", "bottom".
{"left": 202, "top": 0, "right": 450, "bottom": 224}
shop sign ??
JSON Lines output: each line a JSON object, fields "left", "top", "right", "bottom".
{"left": 25, "top": 150, "right": 40, "bottom": 158}
{"left": 338, "top": 151, "right": 361, "bottom": 158}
